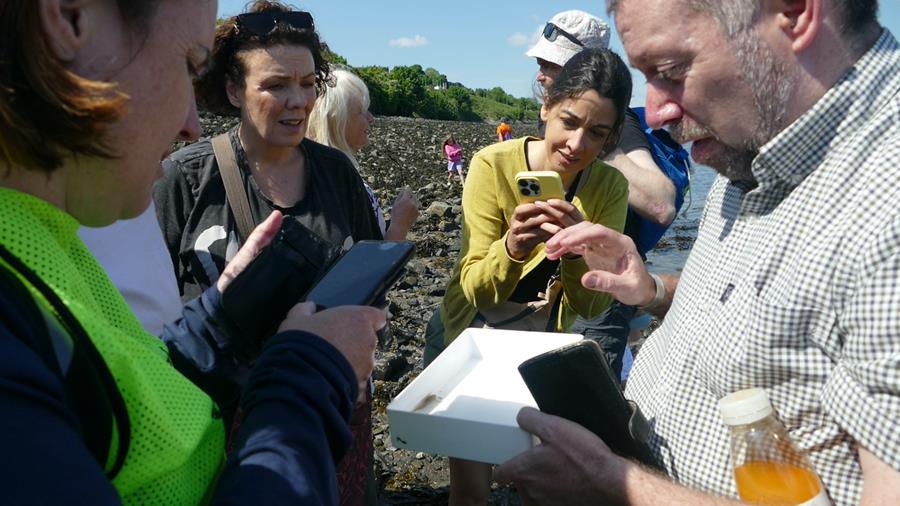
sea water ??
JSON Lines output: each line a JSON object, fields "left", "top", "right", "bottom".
{"left": 645, "top": 165, "right": 717, "bottom": 272}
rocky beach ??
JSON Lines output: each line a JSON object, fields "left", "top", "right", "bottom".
{"left": 199, "top": 113, "right": 697, "bottom": 504}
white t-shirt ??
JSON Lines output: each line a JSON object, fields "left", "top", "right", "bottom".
{"left": 78, "top": 202, "right": 182, "bottom": 336}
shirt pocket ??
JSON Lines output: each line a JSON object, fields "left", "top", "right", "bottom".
{"left": 701, "top": 293, "right": 839, "bottom": 401}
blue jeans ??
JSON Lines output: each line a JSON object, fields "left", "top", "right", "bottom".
{"left": 569, "top": 301, "right": 635, "bottom": 381}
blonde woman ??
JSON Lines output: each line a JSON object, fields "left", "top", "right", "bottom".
{"left": 308, "top": 68, "right": 420, "bottom": 240}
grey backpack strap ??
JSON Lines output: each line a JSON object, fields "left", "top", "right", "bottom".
{"left": 212, "top": 133, "right": 255, "bottom": 243}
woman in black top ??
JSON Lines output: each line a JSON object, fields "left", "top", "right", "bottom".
{"left": 153, "top": 2, "right": 382, "bottom": 504}
{"left": 155, "top": 2, "right": 381, "bottom": 301}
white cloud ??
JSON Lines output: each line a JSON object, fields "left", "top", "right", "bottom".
{"left": 388, "top": 35, "right": 429, "bottom": 48}
{"left": 507, "top": 33, "right": 529, "bottom": 46}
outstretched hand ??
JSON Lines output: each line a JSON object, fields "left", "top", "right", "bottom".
{"left": 494, "top": 407, "right": 629, "bottom": 505}
{"left": 386, "top": 187, "right": 420, "bottom": 240}
{"left": 543, "top": 222, "right": 657, "bottom": 307}
{"left": 216, "top": 211, "right": 283, "bottom": 293}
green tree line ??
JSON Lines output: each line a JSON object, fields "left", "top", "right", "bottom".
{"left": 325, "top": 49, "right": 539, "bottom": 122}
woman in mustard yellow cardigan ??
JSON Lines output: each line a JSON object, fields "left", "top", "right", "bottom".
{"left": 431, "top": 47, "right": 633, "bottom": 506}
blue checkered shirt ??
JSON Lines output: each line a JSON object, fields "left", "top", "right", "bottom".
{"left": 625, "top": 29, "right": 900, "bottom": 506}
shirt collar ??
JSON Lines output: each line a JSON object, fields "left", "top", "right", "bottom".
{"left": 752, "top": 29, "right": 900, "bottom": 191}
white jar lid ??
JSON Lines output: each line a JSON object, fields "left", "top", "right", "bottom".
{"left": 718, "top": 388, "right": 774, "bottom": 426}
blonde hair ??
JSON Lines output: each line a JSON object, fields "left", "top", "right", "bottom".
{"left": 307, "top": 68, "right": 370, "bottom": 168}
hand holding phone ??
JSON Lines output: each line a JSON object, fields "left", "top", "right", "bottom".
{"left": 515, "top": 171, "right": 564, "bottom": 204}
{"left": 518, "top": 340, "right": 663, "bottom": 470}
{"left": 506, "top": 171, "right": 566, "bottom": 259}
{"left": 303, "top": 240, "right": 415, "bottom": 310}
{"left": 278, "top": 302, "right": 383, "bottom": 385}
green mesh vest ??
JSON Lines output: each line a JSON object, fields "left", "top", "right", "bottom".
{"left": 0, "top": 188, "right": 225, "bottom": 504}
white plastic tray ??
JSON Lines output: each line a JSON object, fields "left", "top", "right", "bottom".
{"left": 387, "top": 328, "right": 582, "bottom": 464}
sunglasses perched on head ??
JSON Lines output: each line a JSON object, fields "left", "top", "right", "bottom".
{"left": 542, "top": 22, "right": 583, "bottom": 47}
{"left": 235, "top": 11, "right": 314, "bottom": 37}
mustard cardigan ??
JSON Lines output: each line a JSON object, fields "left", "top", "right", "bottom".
{"left": 439, "top": 136, "right": 629, "bottom": 344}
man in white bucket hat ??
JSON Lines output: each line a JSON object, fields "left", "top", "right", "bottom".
{"left": 526, "top": 10, "right": 611, "bottom": 84}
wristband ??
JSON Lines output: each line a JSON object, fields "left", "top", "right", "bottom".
{"left": 639, "top": 273, "right": 666, "bottom": 310}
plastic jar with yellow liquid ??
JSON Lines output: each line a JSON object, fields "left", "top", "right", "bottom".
{"left": 718, "top": 388, "right": 831, "bottom": 506}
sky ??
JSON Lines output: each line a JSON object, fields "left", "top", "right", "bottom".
{"left": 218, "top": 1, "right": 900, "bottom": 104}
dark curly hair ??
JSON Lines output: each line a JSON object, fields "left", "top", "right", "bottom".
{"left": 195, "top": 1, "right": 331, "bottom": 117}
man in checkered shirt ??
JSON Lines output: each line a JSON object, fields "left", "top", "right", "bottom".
{"left": 494, "top": 0, "right": 900, "bottom": 504}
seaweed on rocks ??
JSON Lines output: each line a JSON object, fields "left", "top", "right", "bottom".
{"left": 194, "top": 114, "right": 693, "bottom": 504}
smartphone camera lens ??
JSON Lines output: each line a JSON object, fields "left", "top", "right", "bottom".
{"left": 520, "top": 188, "right": 531, "bottom": 196}
{"left": 528, "top": 182, "right": 541, "bottom": 195}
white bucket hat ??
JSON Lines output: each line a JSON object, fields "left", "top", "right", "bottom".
{"left": 525, "top": 10, "right": 611, "bottom": 67}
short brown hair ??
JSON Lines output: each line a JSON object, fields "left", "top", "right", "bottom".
{"left": 0, "top": 1, "right": 159, "bottom": 173}
{"left": 196, "top": 1, "right": 331, "bottom": 117}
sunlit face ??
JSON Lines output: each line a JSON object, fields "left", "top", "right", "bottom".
{"left": 617, "top": 0, "right": 794, "bottom": 181}
{"left": 71, "top": 0, "right": 216, "bottom": 225}
{"left": 539, "top": 90, "right": 617, "bottom": 176}
{"left": 228, "top": 44, "right": 318, "bottom": 149}
{"left": 535, "top": 57, "right": 563, "bottom": 93}
{"left": 344, "top": 96, "right": 374, "bottom": 152}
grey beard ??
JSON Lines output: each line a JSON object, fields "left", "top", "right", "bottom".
{"left": 722, "top": 29, "right": 795, "bottom": 181}
{"left": 736, "top": 30, "right": 794, "bottom": 148}
{"left": 671, "top": 30, "right": 795, "bottom": 183}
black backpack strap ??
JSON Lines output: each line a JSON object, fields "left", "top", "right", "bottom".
{"left": 0, "top": 245, "right": 130, "bottom": 479}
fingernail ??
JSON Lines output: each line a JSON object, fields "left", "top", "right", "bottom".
{"left": 584, "top": 274, "right": 600, "bottom": 289}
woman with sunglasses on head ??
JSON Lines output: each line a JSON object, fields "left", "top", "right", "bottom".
{"left": 0, "top": 0, "right": 384, "bottom": 504}
{"left": 154, "top": 2, "right": 383, "bottom": 504}
{"left": 307, "top": 67, "right": 420, "bottom": 241}
{"left": 427, "top": 48, "right": 631, "bottom": 506}
{"left": 156, "top": 0, "right": 381, "bottom": 302}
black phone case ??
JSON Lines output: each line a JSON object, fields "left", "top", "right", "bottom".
{"left": 220, "top": 218, "right": 340, "bottom": 356}
{"left": 518, "top": 340, "right": 663, "bottom": 470}
{"left": 302, "top": 240, "right": 415, "bottom": 309}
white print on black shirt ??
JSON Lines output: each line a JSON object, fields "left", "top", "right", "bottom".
{"left": 193, "top": 225, "right": 240, "bottom": 284}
